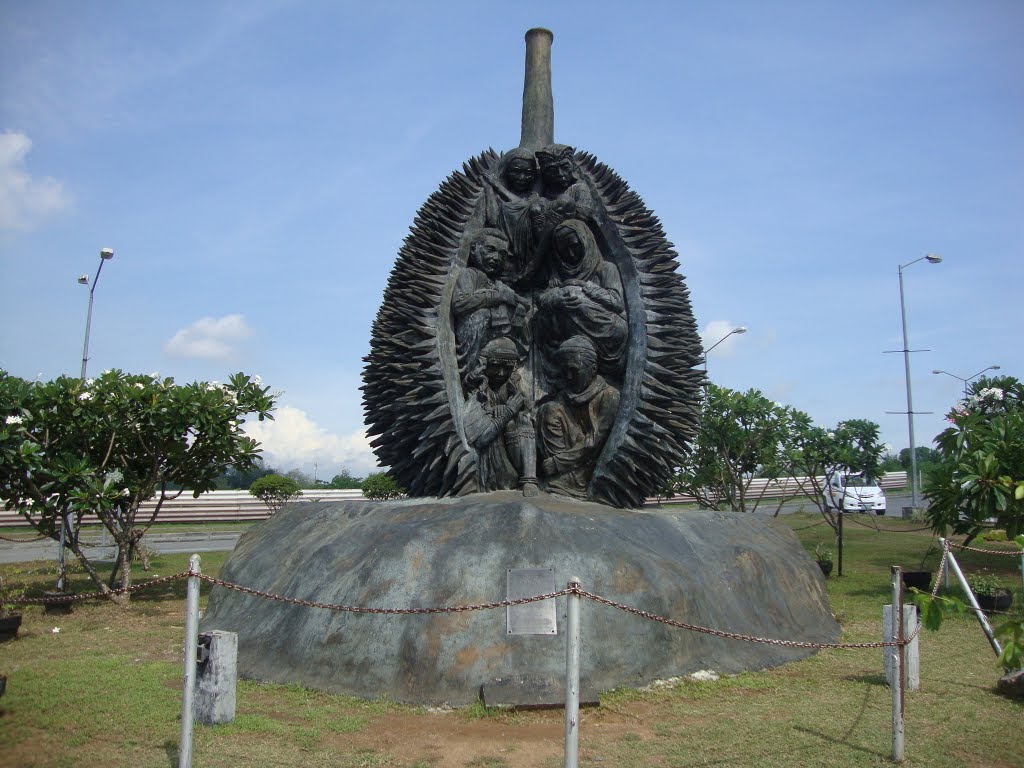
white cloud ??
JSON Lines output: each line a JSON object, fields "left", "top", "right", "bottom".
{"left": 0, "top": 130, "right": 72, "bottom": 231}
{"left": 244, "top": 406, "right": 378, "bottom": 477}
{"left": 164, "top": 314, "right": 253, "bottom": 361}
{"left": 701, "top": 320, "right": 748, "bottom": 358}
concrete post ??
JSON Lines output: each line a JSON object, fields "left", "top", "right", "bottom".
{"left": 884, "top": 605, "right": 920, "bottom": 691}
{"left": 195, "top": 630, "right": 238, "bottom": 724}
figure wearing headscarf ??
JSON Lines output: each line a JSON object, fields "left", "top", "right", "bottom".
{"left": 463, "top": 337, "right": 530, "bottom": 492}
{"left": 538, "top": 336, "right": 620, "bottom": 500}
{"left": 452, "top": 228, "right": 528, "bottom": 373}
{"left": 537, "top": 219, "right": 628, "bottom": 374}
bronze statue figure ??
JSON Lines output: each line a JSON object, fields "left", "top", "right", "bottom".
{"left": 537, "top": 336, "right": 620, "bottom": 499}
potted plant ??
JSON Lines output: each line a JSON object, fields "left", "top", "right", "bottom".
{"left": 0, "top": 575, "right": 26, "bottom": 642}
{"left": 814, "top": 545, "right": 833, "bottom": 577}
{"left": 967, "top": 572, "right": 1014, "bottom": 613}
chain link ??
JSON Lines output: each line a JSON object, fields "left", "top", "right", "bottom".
{"left": 948, "top": 541, "right": 1022, "bottom": 557}
{"left": 788, "top": 520, "right": 828, "bottom": 531}
{"left": 572, "top": 588, "right": 916, "bottom": 649}
{"left": 0, "top": 533, "right": 51, "bottom": 542}
{"left": 10, "top": 568, "right": 923, "bottom": 649}
{"left": 195, "top": 573, "right": 573, "bottom": 615}
{"left": 931, "top": 545, "right": 949, "bottom": 598}
{"left": 12, "top": 571, "right": 190, "bottom": 604}
{"left": 843, "top": 516, "right": 934, "bottom": 534}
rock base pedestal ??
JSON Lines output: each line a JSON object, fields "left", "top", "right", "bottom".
{"left": 201, "top": 492, "right": 839, "bottom": 705}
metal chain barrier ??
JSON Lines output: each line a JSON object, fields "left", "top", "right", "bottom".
{"left": 843, "top": 516, "right": 934, "bottom": 534}
{"left": 12, "top": 571, "right": 190, "bottom": 605}
{"left": 788, "top": 519, "right": 828, "bottom": 531}
{"left": 948, "top": 540, "right": 1022, "bottom": 557}
{"left": 0, "top": 533, "right": 51, "bottom": 542}
{"left": 931, "top": 544, "right": 949, "bottom": 598}
{"left": 11, "top": 567, "right": 925, "bottom": 649}
{"left": 573, "top": 586, "right": 920, "bottom": 649}
{"left": 195, "top": 572, "right": 573, "bottom": 615}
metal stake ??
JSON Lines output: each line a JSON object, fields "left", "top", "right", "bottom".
{"left": 179, "top": 554, "right": 201, "bottom": 768}
{"left": 891, "top": 566, "right": 904, "bottom": 762}
{"left": 939, "top": 539, "right": 1002, "bottom": 657}
{"left": 564, "top": 577, "right": 581, "bottom": 768}
{"left": 837, "top": 510, "right": 844, "bottom": 577}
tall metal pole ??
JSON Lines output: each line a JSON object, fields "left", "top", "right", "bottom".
{"left": 890, "top": 566, "right": 905, "bottom": 762}
{"left": 80, "top": 248, "right": 114, "bottom": 382}
{"left": 897, "top": 264, "right": 920, "bottom": 509}
{"left": 563, "top": 577, "right": 582, "bottom": 768}
{"left": 179, "top": 554, "right": 201, "bottom": 768}
{"left": 894, "top": 254, "right": 941, "bottom": 509}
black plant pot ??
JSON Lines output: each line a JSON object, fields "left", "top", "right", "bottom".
{"left": 0, "top": 613, "right": 22, "bottom": 642}
{"left": 817, "top": 560, "right": 833, "bottom": 577}
{"left": 976, "top": 589, "right": 1013, "bottom": 614}
{"left": 43, "top": 592, "right": 74, "bottom": 615}
{"left": 901, "top": 571, "right": 932, "bottom": 593}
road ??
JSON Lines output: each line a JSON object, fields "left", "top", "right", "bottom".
{"left": 0, "top": 530, "right": 244, "bottom": 565}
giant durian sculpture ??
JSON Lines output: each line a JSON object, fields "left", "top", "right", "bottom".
{"left": 363, "top": 29, "right": 704, "bottom": 508}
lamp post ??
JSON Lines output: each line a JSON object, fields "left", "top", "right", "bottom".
{"left": 65, "top": 248, "right": 114, "bottom": 588}
{"left": 932, "top": 365, "right": 1000, "bottom": 397}
{"left": 895, "top": 253, "right": 941, "bottom": 509}
{"left": 703, "top": 326, "right": 747, "bottom": 370}
{"left": 79, "top": 247, "right": 114, "bottom": 382}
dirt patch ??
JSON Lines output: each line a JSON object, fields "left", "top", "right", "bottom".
{"left": 318, "top": 704, "right": 665, "bottom": 767}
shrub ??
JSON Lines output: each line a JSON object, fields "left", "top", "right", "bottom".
{"left": 966, "top": 572, "right": 1005, "bottom": 597}
{"left": 361, "top": 472, "right": 404, "bottom": 501}
{"left": 249, "top": 474, "right": 303, "bottom": 513}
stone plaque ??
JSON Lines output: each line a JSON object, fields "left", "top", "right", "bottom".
{"left": 506, "top": 567, "right": 557, "bottom": 635}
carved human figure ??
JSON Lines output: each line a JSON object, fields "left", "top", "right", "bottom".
{"left": 534, "top": 144, "right": 595, "bottom": 232}
{"left": 483, "top": 148, "right": 544, "bottom": 288}
{"left": 452, "top": 229, "right": 528, "bottom": 373}
{"left": 538, "top": 336, "right": 621, "bottom": 499}
{"left": 537, "top": 218, "right": 628, "bottom": 374}
{"left": 463, "top": 337, "right": 531, "bottom": 492}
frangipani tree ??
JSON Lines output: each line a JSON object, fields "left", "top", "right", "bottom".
{"left": 783, "top": 416, "right": 886, "bottom": 530}
{"left": 0, "top": 369, "right": 276, "bottom": 597}
{"left": 668, "top": 384, "right": 885, "bottom": 522}
{"left": 925, "top": 375, "right": 1024, "bottom": 540}
{"left": 670, "top": 384, "right": 795, "bottom": 512}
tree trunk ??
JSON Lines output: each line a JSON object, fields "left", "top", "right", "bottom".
{"left": 66, "top": 540, "right": 112, "bottom": 595}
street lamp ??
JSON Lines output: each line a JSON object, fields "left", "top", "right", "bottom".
{"left": 893, "top": 253, "right": 942, "bottom": 510}
{"left": 63, "top": 248, "right": 114, "bottom": 590}
{"left": 703, "top": 326, "right": 747, "bottom": 369}
{"left": 79, "top": 247, "right": 114, "bottom": 382}
{"left": 932, "top": 365, "right": 1000, "bottom": 397}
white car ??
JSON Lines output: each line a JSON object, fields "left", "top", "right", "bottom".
{"left": 825, "top": 474, "right": 886, "bottom": 514}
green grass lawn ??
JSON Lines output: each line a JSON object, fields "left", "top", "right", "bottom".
{"left": 0, "top": 514, "right": 1020, "bottom": 767}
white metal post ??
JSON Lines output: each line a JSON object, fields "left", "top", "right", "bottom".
{"left": 564, "top": 577, "right": 581, "bottom": 768}
{"left": 891, "top": 566, "right": 905, "bottom": 762}
{"left": 179, "top": 554, "right": 201, "bottom": 768}
{"left": 939, "top": 539, "right": 1002, "bottom": 656}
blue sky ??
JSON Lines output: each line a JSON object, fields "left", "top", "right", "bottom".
{"left": 1, "top": 1, "right": 1021, "bottom": 480}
